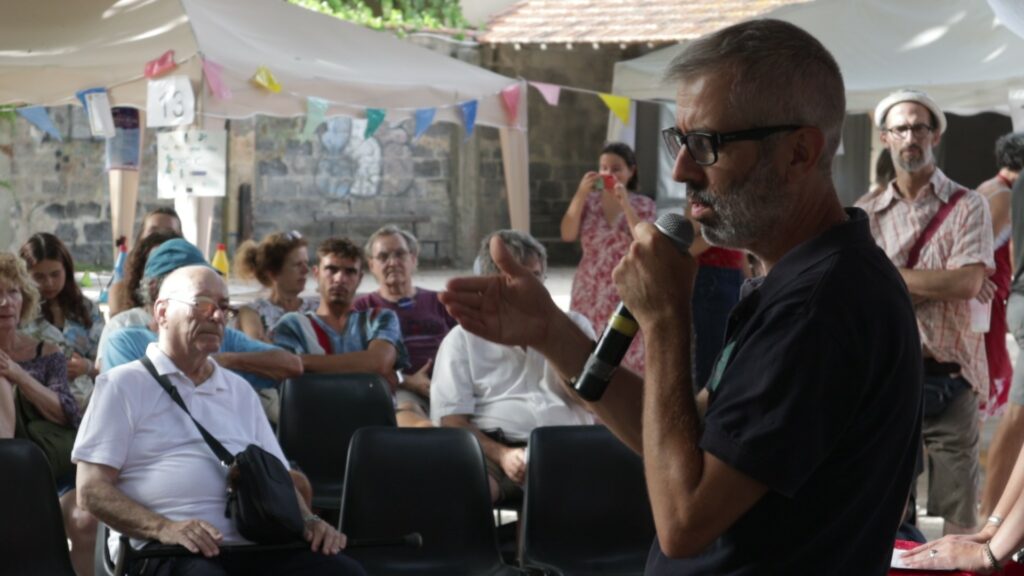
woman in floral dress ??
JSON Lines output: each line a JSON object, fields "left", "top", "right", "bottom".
{"left": 560, "top": 142, "right": 656, "bottom": 373}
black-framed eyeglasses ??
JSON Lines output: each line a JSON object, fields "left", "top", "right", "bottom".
{"left": 883, "top": 123, "right": 934, "bottom": 140}
{"left": 166, "top": 296, "right": 238, "bottom": 321}
{"left": 661, "top": 125, "right": 802, "bottom": 166}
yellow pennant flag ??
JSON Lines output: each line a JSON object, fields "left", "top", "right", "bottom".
{"left": 599, "top": 93, "right": 630, "bottom": 126}
{"left": 251, "top": 66, "right": 282, "bottom": 93}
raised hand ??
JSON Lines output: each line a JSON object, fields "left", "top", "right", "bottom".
{"left": 439, "top": 236, "right": 561, "bottom": 349}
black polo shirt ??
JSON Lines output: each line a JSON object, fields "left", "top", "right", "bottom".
{"left": 646, "top": 208, "right": 922, "bottom": 575}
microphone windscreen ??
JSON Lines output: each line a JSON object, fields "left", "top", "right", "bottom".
{"left": 654, "top": 212, "right": 695, "bottom": 254}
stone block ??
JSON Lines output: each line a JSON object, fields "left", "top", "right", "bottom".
{"left": 54, "top": 222, "right": 78, "bottom": 244}
{"left": 414, "top": 160, "right": 441, "bottom": 178}
{"left": 258, "top": 158, "right": 288, "bottom": 177}
{"left": 83, "top": 222, "right": 110, "bottom": 243}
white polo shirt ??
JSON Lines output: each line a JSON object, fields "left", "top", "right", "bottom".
{"left": 430, "top": 311, "right": 595, "bottom": 441}
{"left": 72, "top": 344, "right": 288, "bottom": 553}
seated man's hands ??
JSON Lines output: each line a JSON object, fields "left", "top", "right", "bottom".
{"left": 402, "top": 359, "right": 433, "bottom": 398}
{"left": 305, "top": 516, "right": 347, "bottom": 555}
{"left": 500, "top": 446, "right": 527, "bottom": 485}
{"left": 157, "top": 518, "right": 223, "bottom": 557}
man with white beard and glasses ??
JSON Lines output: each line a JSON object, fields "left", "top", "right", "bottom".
{"left": 439, "top": 18, "right": 922, "bottom": 575}
{"left": 857, "top": 89, "right": 994, "bottom": 536}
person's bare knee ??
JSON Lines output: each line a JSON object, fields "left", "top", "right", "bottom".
{"left": 396, "top": 403, "right": 432, "bottom": 428}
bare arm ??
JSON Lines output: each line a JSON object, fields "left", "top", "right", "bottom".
{"left": 235, "top": 307, "right": 268, "bottom": 342}
{"left": 900, "top": 264, "right": 986, "bottom": 301}
{"left": 213, "top": 349, "right": 303, "bottom": 382}
{"left": 441, "top": 414, "right": 526, "bottom": 484}
{"left": 77, "top": 461, "right": 224, "bottom": 556}
{"left": 561, "top": 173, "right": 599, "bottom": 242}
{"left": 0, "top": 345, "right": 66, "bottom": 425}
{"left": 989, "top": 190, "right": 1011, "bottom": 239}
{"left": 617, "top": 223, "right": 767, "bottom": 557}
{"left": 299, "top": 340, "right": 397, "bottom": 377}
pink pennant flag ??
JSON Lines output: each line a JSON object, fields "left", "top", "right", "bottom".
{"left": 144, "top": 50, "right": 177, "bottom": 79}
{"left": 530, "top": 81, "right": 561, "bottom": 106}
{"left": 202, "top": 58, "right": 232, "bottom": 100}
{"left": 500, "top": 84, "right": 522, "bottom": 125}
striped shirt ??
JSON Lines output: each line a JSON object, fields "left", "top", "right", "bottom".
{"left": 856, "top": 168, "right": 994, "bottom": 393}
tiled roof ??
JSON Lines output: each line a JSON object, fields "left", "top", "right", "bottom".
{"left": 479, "top": 0, "right": 811, "bottom": 44}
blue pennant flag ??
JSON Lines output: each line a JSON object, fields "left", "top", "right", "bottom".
{"left": 16, "top": 106, "right": 62, "bottom": 141}
{"left": 413, "top": 108, "right": 435, "bottom": 141}
{"left": 459, "top": 100, "right": 478, "bottom": 139}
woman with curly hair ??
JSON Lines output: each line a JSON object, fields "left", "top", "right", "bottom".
{"left": 234, "top": 231, "right": 319, "bottom": 341}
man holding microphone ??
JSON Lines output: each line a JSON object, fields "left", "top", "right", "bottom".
{"left": 440, "top": 18, "right": 922, "bottom": 575}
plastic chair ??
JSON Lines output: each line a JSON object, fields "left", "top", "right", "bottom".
{"left": 340, "top": 427, "right": 525, "bottom": 575}
{"left": 0, "top": 439, "right": 76, "bottom": 575}
{"left": 277, "top": 373, "right": 397, "bottom": 511}
{"left": 518, "top": 425, "right": 656, "bottom": 576}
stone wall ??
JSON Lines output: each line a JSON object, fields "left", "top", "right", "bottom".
{"left": 480, "top": 43, "right": 657, "bottom": 264}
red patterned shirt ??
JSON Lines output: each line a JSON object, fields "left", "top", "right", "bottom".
{"left": 856, "top": 168, "right": 994, "bottom": 395}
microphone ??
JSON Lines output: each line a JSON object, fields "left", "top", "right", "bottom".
{"left": 573, "top": 212, "right": 694, "bottom": 401}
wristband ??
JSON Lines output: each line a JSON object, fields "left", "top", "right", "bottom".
{"left": 984, "top": 542, "right": 1002, "bottom": 571}
{"left": 988, "top": 514, "right": 1003, "bottom": 528}
{"left": 302, "top": 512, "right": 321, "bottom": 524}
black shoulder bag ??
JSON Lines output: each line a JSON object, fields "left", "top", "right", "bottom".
{"left": 139, "top": 357, "right": 305, "bottom": 544}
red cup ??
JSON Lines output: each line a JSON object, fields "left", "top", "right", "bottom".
{"left": 595, "top": 174, "right": 617, "bottom": 191}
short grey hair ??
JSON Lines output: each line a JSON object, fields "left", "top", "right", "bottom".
{"left": 476, "top": 230, "right": 547, "bottom": 277}
{"left": 996, "top": 132, "right": 1024, "bottom": 172}
{"left": 364, "top": 225, "right": 420, "bottom": 259}
{"left": 664, "top": 18, "right": 846, "bottom": 172}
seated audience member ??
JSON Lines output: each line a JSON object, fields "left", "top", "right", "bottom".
{"left": 107, "top": 206, "right": 182, "bottom": 317}
{"left": 234, "top": 231, "right": 319, "bottom": 342}
{"left": 431, "top": 230, "right": 595, "bottom": 503}
{"left": 354, "top": 225, "right": 456, "bottom": 423}
{"left": 0, "top": 253, "right": 89, "bottom": 574}
{"left": 273, "top": 237, "right": 413, "bottom": 421}
{"left": 74, "top": 266, "right": 365, "bottom": 576}
{"left": 95, "top": 230, "right": 181, "bottom": 369}
{"left": 99, "top": 238, "right": 303, "bottom": 424}
{"left": 20, "top": 232, "right": 104, "bottom": 411}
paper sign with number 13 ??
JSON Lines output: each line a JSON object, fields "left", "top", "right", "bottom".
{"left": 147, "top": 75, "right": 196, "bottom": 128}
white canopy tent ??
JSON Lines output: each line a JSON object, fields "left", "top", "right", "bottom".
{"left": 0, "top": 0, "right": 529, "bottom": 255}
{"left": 612, "top": 0, "right": 1024, "bottom": 115}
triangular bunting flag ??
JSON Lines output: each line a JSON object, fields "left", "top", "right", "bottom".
{"left": 459, "top": 100, "right": 478, "bottom": 139}
{"left": 365, "top": 108, "right": 386, "bottom": 139}
{"left": 530, "top": 81, "right": 561, "bottom": 106}
{"left": 414, "top": 108, "right": 435, "bottom": 141}
{"left": 16, "top": 106, "right": 62, "bottom": 141}
{"left": 251, "top": 65, "right": 282, "bottom": 93}
{"left": 599, "top": 93, "right": 631, "bottom": 126}
{"left": 501, "top": 84, "right": 522, "bottom": 126}
{"left": 301, "top": 97, "right": 328, "bottom": 140}
{"left": 75, "top": 87, "right": 115, "bottom": 137}
{"left": 144, "top": 50, "right": 177, "bottom": 79}
{"left": 202, "top": 58, "right": 232, "bottom": 100}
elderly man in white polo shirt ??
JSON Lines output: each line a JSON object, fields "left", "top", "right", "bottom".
{"left": 73, "top": 265, "right": 365, "bottom": 576}
{"left": 431, "top": 230, "right": 595, "bottom": 504}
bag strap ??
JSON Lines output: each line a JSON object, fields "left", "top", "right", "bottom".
{"left": 139, "top": 356, "right": 234, "bottom": 467}
{"left": 905, "top": 189, "right": 966, "bottom": 269}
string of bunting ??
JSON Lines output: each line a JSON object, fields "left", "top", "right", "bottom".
{"left": 12, "top": 49, "right": 658, "bottom": 142}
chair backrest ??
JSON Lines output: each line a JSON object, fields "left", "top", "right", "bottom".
{"left": 277, "top": 373, "right": 396, "bottom": 510}
{"left": 520, "top": 425, "right": 656, "bottom": 576}
{"left": 0, "top": 439, "right": 76, "bottom": 575}
{"left": 339, "top": 427, "right": 511, "bottom": 576}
